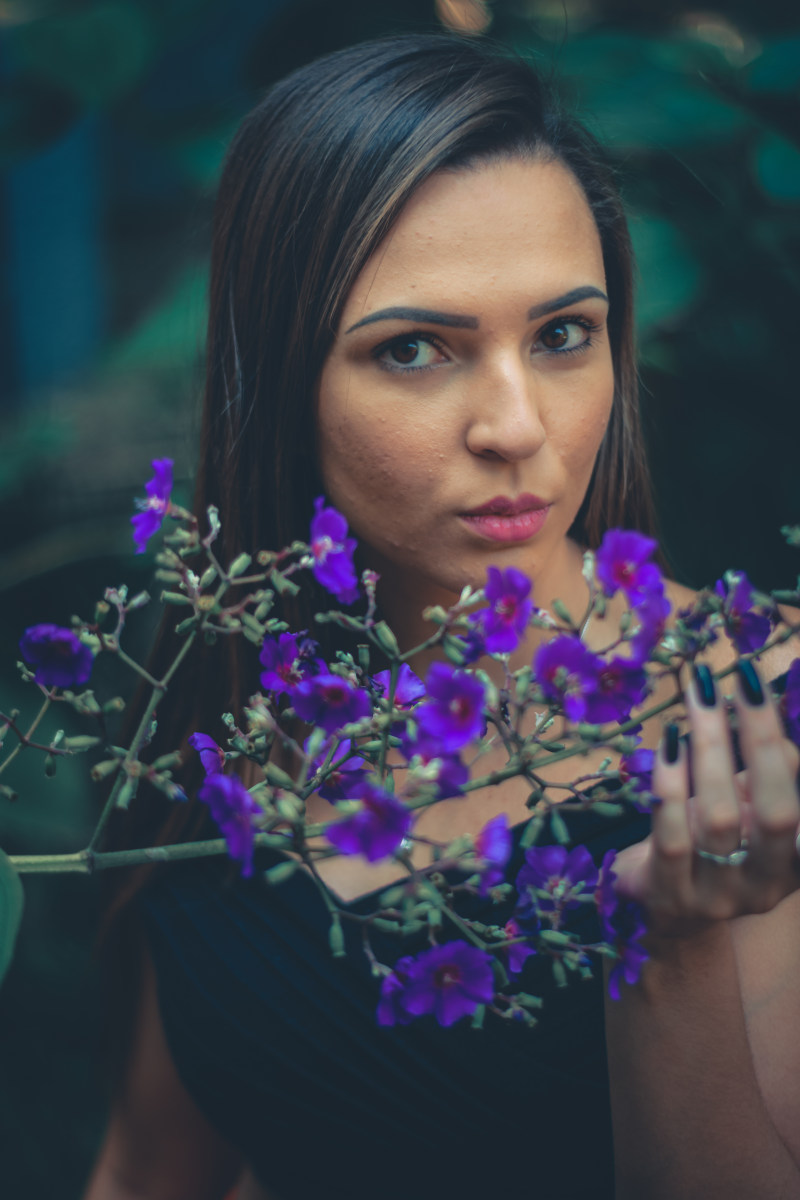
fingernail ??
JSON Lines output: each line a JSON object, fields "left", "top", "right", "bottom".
{"left": 663, "top": 722, "right": 681, "bottom": 764}
{"left": 737, "top": 659, "right": 765, "bottom": 706}
{"left": 692, "top": 663, "right": 716, "bottom": 708}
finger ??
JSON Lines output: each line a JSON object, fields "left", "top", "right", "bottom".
{"left": 732, "top": 660, "right": 800, "bottom": 873}
{"left": 686, "top": 664, "right": 742, "bottom": 858}
{"left": 651, "top": 722, "right": 693, "bottom": 899}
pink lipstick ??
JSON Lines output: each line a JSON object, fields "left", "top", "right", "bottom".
{"left": 460, "top": 494, "right": 550, "bottom": 544}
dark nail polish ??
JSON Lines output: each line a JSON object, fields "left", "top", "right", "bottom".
{"left": 737, "top": 660, "right": 765, "bottom": 706}
{"left": 693, "top": 663, "right": 716, "bottom": 707}
{"left": 663, "top": 722, "right": 680, "bottom": 763}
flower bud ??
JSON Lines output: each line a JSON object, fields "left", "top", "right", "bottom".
{"left": 206, "top": 505, "right": 221, "bottom": 539}
{"left": 254, "top": 594, "right": 274, "bottom": 621}
{"left": 328, "top": 916, "right": 346, "bottom": 958}
{"left": 152, "top": 751, "right": 183, "bottom": 771}
{"left": 264, "top": 762, "right": 295, "bottom": 789}
{"left": 115, "top": 775, "right": 138, "bottom": 810}
{"left": 91, "top": 759, "right": 121, "bottom": 782}
{"left": 63, "top": 735, "right": 102, "bottom": 752}
{"left": 371, "top": 621, "right": 399, "bottom": 658}
{"left": 264, "top": 861, "right": 298, "bottom": 886}
{"left": 551, "top": 599, "right": 574, "bottom": 625}
{"left": 161, "top": 591, "right": 192, "bottom": 606}
{"left": 270, "top": 570, "right": 300, "bottom": 596}
{"left": 422, "top": 605, "right": 448, "bottom": 625}
{"left": 539, "top": 929, "right": 572, "bottom": 948}
{"left": 228, "top": 553, "right": 252, "bottom": 578}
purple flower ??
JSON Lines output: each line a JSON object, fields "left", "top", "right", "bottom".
{"left": 131, "top": 458, "right": 173, "bottom": 554}
{"left": 781, "top": 658, "right": 800, "bottom": 746}
{"left": 585, "top": 656, "right": 649, "bottom": 724}
{"left": 400, "top": 731, "right": 469, "bottom": 799}
{"left": 19, "top": 624, "right": 93, "bottom": 688}
{"left": 515, "top": 844, "right": 599, "bottom": 921}
{"left": 291, "top": 673, "right": 371, "bottom": 734}
{"left": 310, "top": 497, "right": 359, "bottom": 605}
{"left": 619, "top": 745, "right": 656, "bottom": 811}
{"left": 502, "top": 918, "right": 537, "bottom": 976}
{"left": 398, "top": 942, "right": 495, "bottom": 1027}
{"left": 629, "top": 588, "right": 672, "bottom": 663}
{"left": 474, "top": 813, "right": 512, "bottom": 895}
{"left": 313, "top": 747, "right": 371, "bottom": 803}
{"left": 453, "top": 625, "right": 487, "bottom": 665}
{"left": 414, "top": 661, "right": 485, "bottom": 753}
{"left": 533, "top": 635, "right": 599, "bottom": 722}
{"left": 595, "top": 850, "right": 620, "bottom": 929}
{"left": 260, "top": 632, "right": 322, "bottom": 696}
{"left": 595, "top": 852, "right": 649, "bottom": 999}
{"left": 376, "top": 957, "right": 418, "bottom": 1027}
{"left": 372, "top": 664, "right": 426, "bottom": 708}
{"left": 606, "top": 930, "right": 650, "bottom": 1000}
{"left": 198, "top": 773, "right": 260, "bottom": 877}
{"left": 714, "top": 571, "right": 774, "bottom": 655}
{"left": 189, "top": 731, "right": 226, "bottom": 775}
{"left": 325, "top": 780, "right": 411, "bottom": 862}
{"left": 595, "top": 529, "right": 663, "bottom": 605}
{"left": 477, "top": 566, "right": 533, "bottom": 654}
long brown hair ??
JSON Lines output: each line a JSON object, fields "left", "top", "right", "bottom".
{"left": 103, "top": 31, "right": 655, "bottom": 890}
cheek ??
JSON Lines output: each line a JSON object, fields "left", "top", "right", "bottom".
{"left": 551, "top": 399, "right": 613, "bottom": 476}
{"left": 318, "top": 410, "right": 428, "bottom": 516}
{"left": 557, "top": 365, "right": 615, "bottom": 469}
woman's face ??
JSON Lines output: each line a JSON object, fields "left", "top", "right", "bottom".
{"left": 316, "top": 156, "right": 615, "bottom": 615}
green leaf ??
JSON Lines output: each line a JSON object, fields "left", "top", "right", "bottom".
{"left": 0, "top": 849, "right": 24, "bottom": 991}
{"left": 549, "top": 808, "right": 570, "bottom": 845}
{"left": 102, "top": 261, "right": 208, "bottom": 372}
{"left": 10, "top": 1, "right": 154, "bottom": 108}
{"left": 166, "top": 120, "right": 240, "bottom": 187}
{"left": 552, "top": 33, "right": 745, "bottom": 150}
{"left": 630, "top": 215, "right": 702, "bottom": 336}
{"left": 748, "top": 37, "right": 800, "bottom": 95}
{"left": 753, "top": 133, "right": 800, "bottom": 203}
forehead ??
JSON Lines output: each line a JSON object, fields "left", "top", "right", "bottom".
{"left": 341, "top": 157, "right": 606, "bottom": 321}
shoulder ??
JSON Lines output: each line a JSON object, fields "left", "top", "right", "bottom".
{"left": 663, "top": 578, "right": 800, "bottom": 684}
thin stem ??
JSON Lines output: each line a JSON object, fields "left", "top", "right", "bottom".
{"left": 377, "top": 661, "right": 398, "bottom": 783}
{"left": 88, "top": 630, "right": 197, "bottom": 852}
{"left": 0, "top": 695, "right": 52, "bottom": 778}
{"left": 114, "top": 646, "right": 163, "bottom": 690}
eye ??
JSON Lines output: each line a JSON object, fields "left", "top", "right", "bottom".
{"left": 375, "top": 333, "right": 447, "bottom": 373}
{"left": 534, "top": 316, "right": 601, "bottom": 356}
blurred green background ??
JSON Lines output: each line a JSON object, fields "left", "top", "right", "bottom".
{"left": 0, "top": 0, "right": 798, "bottom": 1193}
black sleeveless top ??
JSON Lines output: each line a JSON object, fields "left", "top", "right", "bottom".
{"left": 140, "top": 803, "right": 653, "bottom": 1199}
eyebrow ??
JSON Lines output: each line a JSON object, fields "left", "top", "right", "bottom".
{"left": 345, "top": 306, "right": 478, "bottom": 333}
{"left": 527, "top": 286, "right": 608, "bottom": 320}
{"left": 344, "top": 286, "right": 608, "bottom": 334}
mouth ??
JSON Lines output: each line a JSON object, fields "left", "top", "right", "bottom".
{"left": 459, "top": 494, "right": 551, "bottom": 544}
{"left": 462, "top": 493, "right": 548, "bottom": 518}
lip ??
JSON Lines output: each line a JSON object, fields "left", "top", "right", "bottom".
{"left": 462, "top": 493, "right": 548, "bottom": 517}
{"left": 459, "top": 494, "right": 551, "bottom": 544}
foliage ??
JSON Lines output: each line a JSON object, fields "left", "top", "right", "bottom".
{"left": 2, "top": 464, "right": 799, "bottom": 1030}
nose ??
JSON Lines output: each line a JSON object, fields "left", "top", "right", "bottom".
{"left": 464, "top": 353, "right": 547, "bottom": 462}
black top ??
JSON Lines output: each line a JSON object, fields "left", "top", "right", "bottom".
{"left": 140, "top": 803, "right": 653, "bottom": 1200}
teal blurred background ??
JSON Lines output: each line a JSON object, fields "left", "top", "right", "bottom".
{"left": 0, "top": 0, "right": 798, "bottom": 1193}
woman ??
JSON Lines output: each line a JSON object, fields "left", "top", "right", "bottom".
{"left": 84, "top": 34, "right": 800, "bottom": 1200}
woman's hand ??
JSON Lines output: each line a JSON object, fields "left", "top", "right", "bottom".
{"left": 612, "top": 661, "right": 800, "bottom": 937}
